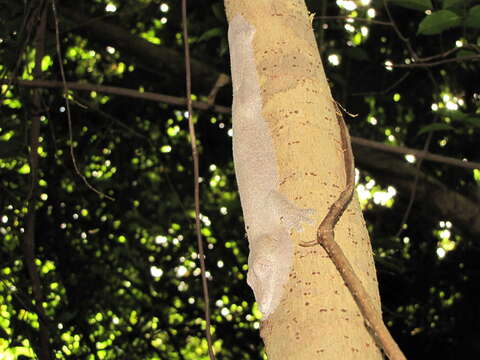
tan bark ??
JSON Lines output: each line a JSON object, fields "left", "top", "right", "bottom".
{"left": 225, "top": 1, "right": 383, "bottom": 359}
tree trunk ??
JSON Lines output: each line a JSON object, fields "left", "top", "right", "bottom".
{"left": 225, "top": 0, "right": 383, "bottom": 358}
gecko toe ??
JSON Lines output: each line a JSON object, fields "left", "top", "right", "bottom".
{"left": 299, "top": 240, "right": 318, "bottom": 247}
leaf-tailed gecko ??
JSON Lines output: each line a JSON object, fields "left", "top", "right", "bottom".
{"left": 228, "top": 14, "right": 315, "bottom": 320}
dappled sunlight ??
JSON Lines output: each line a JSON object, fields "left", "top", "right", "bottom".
{"left": 337, "top": 0, "right": 357, "bottom": 11}
{"left": 328, "top": 54, "right": 341, "bottom": 66}
{"left": 0, "top": 0, "right": 477, "bottom": 357}
{"left": 435, "top": 220, "right": 457, "bottom": 259}
{"left": 356, "top": 176, "right": 397, "bottom": 208}
{"left": 405, "top": 154, "right": 416, "bottom": 163}
{"left": 105, "top": 3, "right": 117, "bottom": 13}
{"left": 150, "top": 266, "right": 164, "bottom": 279}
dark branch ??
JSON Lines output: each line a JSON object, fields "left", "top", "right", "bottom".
{"left": 5, "top": 78, "right": 479, "bottom": 171}
{"left": 58, "top": 4, "right": 229, "bottom": 95}
{"left": 24, "top": 1, "right": 52, "bottom": 359}
{"left": 353, "top": 144, "right": 480, "bottom": 236}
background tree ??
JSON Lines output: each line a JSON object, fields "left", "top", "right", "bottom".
{"left": 0, "top": 0, "right": 479, "bottom": 359}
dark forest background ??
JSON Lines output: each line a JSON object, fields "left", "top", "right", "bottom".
{"left": 0, "top": 0, "right": 479, "bottom": 359}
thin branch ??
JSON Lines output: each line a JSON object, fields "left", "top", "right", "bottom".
{"left": 317, "top": 10, "right": 479, "bottom": 68}
{"left": 383, "top": 0, "right": 418, "bottom": 59}
{"left": 350, "top": 137, "right": 480, "bottom": 170}
{"left": 352, "top": 71, "right": 411, "bottom": 96}
{"left": 4, "top": 79, "right": 231, "bottom": 113}
{"left": 301, "top": 107, "right": 407, "bottom": 359}
{"left": 0, "top": 1, "right": 37, "bottom": 102}
{"left": 71, "top": 95, "right": 192, "bottom": 221}
{"left": 394, "top": 68, "right": 439, "bottom": 238}
{"left": 206, "top": 74, "right": 230, "bottom": 107}
{"left": 405, "top": 46, "right": 459, "bottom": 63}
{"left": 317, "top": 0, "right": 328, "bottom": 53}
{"left": 383, "top": 0, "right": 480, "bottom": 68}
{"left": 58, "top": 3, "right": 153, "bottom": 33}
{"left": 317, "top": 235, "right": 407, "bottom": 360}
{"left": 6, "top": 78, "right": 479, "bottom": 170}
{"left": 354, "top": 145, "right": 480, "bottom": 236}
{"left": 181, "top": 1, "right": 216, "bottom": 360}
{"left": 24, "top": 1, "right": 51, "bottom": 359}
{"left": 394, "top": 132, "right": 432, "bottom": 238}
{"left": 315, "top": 15, "right": 392, "bottom": 26}
{"left": 392, "top": 55, "right": 480, "bottom": 68}
{"left": 58, "top": 3, "right": 227, "bottom": 95}
{"left": 51, "top": 0, "right": 114, "bottom": 201}
{"left": 72, "top": 96, "right": 149, "bottom": 140}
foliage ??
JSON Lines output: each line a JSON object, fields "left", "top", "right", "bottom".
{"left": 0, "top": 0, "right": 479, "bottom": 359}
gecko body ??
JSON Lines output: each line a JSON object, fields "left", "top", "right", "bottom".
{"left": 228, "top": 15, "right": 314, "bottom": 319}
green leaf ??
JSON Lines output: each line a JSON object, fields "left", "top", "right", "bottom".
{"left": 41, "top": 55, "right": 53, "bottom": 72}
{"left": 437, "top": 109, "right": 468, "bottom": 121}
{"left": 462, "top": 117, "right": 480, "bottom": 129}
{"left": 211, "top": 3, "right": 227, "bottom": 23}
{"left": 418, "top": 123, "right": 455, "bottom": 135}
{"left": 220, "top": 37, "right": 228, "bottom": 57}
{"left": 417, "top": 10, "right": 461, "bottom": 35}
{"left": 465, "top": 5, "right": 480, "bottom": 28}
{"left": 442, "top": 0, "right": 468, "bottom": 9}
{"left": 389, "top": 0, "right": 433, "bottom": 12}
{"left": 437, "top": 109, "right": 480, "bottom": 129}
{"left": 198, "top": 27, "right": 223, "bottom": 42}
{"left": 456, "top": 49, "right": 477, "bottom": 58}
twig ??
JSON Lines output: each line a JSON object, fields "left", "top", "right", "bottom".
{"left": 316, "top": 235, "right": 407, "bottom": 359}
{"left": 383, "top": 0, "right": 480, "bottom": 68}
{"left": 317, "top": 0, "right": 328, "bottom": 52}
{"left": 301, "top": 106, "right": 407, "bottom": 360}
{"left": 300, "top": 105, "right": 356, "bottom": 248}
{"left": 392, "top": 55, "right": 480, "bottom": 68}
{"left": 352, "top": 71, "right": 411, "bottom": 96}
{"left": 315, "top": 15, "right": 392, "bottom": 26}
{"left": 3, "top": 79, "right": 231, "bottom": 113}
{"left": 394, "top": 68, "right": 438, "bottom": 238}
{"left": 383, "top": 0, "right": 418, "bottom": 59}
{"left": 181, "top": 1, "right": 216, "bottom": 360}
{"left": 404, "top": 46, "right": 459, "bottom": 63}
{"left": 206, "top": 74, "right": 230, "bottom": 107}
{"left": 5, "top": 79, "right": 480, "bottom": 170}
{"left": 394, "top": 132, "right": 432, "bottom": 238}
{"left": 51, "top": 0, "right": 114, "bottom": 201}
{"left": 72, "top": 97, "right": 148, "bottom": 140}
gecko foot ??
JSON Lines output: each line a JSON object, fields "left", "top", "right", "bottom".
{"left": 299, "top": 229, "right": 334, "bottom": 247}
{"left": 282, "top": 207, "right": 316, "bottom": 232}
{"left": 266, "top": 190, "right": 316, "bottom": 233}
